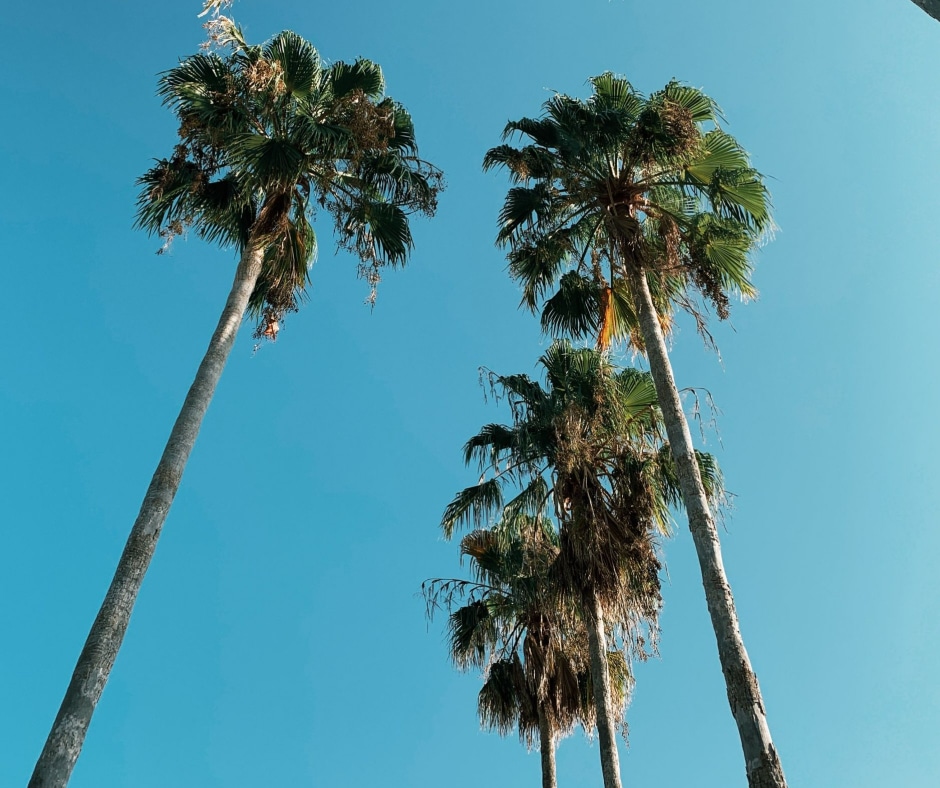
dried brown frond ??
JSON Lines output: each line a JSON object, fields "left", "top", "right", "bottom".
{"left": 659, "top": 100, "right": 701, "bottom": 159}
{"left": 690, "top": 263, "right": 730, "bottom": 320}
{"left": 157, "top": 220, "right": 187, "bottom": 255}
{"left": 548, "top": 401, "right": 664, "bottom": 655}
{"left": 201, "top": 14, "right": 239, "bottom": 51}
{"left": 657, "top": 217, "right": 681, "bottom": 273}
{"left": 359, "top": 260, "right": 382, "bottom": 309}
{"left": 246, "top": 58, "right": 286, "bottom": 96}
{"left": 198, "top": 0, "right": 233, "bottom": 19}
{"left": 333, "top": 90, "right": 396, "bottom": 160}
{"left": 597, "top": 286, "right": 615, "bottom": 351}
{"left": 253, "top": 192, "right": 292, "bottom": 238}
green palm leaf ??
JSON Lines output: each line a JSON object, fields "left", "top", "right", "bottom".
{"left": 441, "top": 479, "right": 505, "bottom": 538}
{"left": 541, "top": 271, "right": 600, "bottom": 340}
{"left": 328, "top": 58, "right": 385, "bottom": 99}
{"left": 263, "top": 30, "right": 320, "bottom": 97}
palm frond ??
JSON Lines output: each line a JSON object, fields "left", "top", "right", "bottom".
{"left": 462, "top": 423, "right": 518, "bottom": 469}
{"left": 441, "top": 479, "right": 505, "bottom": 538}
{"left": 507, "top": 231, "right": 573, "bottom": 311}
{"left": 660, "top": 81, "right": 721, "bottom": 123}
{"left": 232, "top": 134, "right": 306, "bottom": 189}
{"left": 263, "top": 30, "right": 320, "bottom": 97}
{"left": 327, "top": 58, "right": 385, "bottom": 99}
{"left": 540, "top": 271, "right": 599, "bottom": 341}
{"left": 502, "top": 475, "right": 551, "bottom": 522}
{"left": 479, "top": 657, "right": 527, "bottom": 737}
{"left": 502, "top": 116, "right": 561, "bottom": 148}
{"left": 589, "top": 73, "right": 643, "bottom": 116}
{"left": 497, "top": 184, "right": 555, "bottom": 245}
{"left": 450, "top": 600, "right": 498, "bottom": 669}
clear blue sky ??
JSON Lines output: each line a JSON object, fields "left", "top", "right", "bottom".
{"left": 3, "top": 0, "right": 940, "bottom": 785}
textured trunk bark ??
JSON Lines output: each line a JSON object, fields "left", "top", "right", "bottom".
{"left": 911, "top": 0, "right": 940, "bottom": 22}
{"left": 586, "top": 595, "right": 623, "bottom": 788}
{"left": 629, "top": 266, "right": 786, "bottom": 788}
{"left": 537, "top": 705, "right": 558, "bottom": 788}
{"left": 29, "top": 241, "right": 267, "bottom": 788}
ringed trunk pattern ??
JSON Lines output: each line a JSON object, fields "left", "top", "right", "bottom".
{"left": 586, "top": 595, "right": 623, "bottom": 788}
{"left": 29, "top": 241, "right": 267, "bottom": 788}
{"left": 629, "top": 265, "right": 787, "bottom": 788}
{"left": 537, "top": 705, "right": 559, "bottom": 788}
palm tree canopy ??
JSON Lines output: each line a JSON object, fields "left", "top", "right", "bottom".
{"left": 443, "top": 342, "right": 723, "bottom": 539}
{"left": 484, "top": 74, "right": 771, "bottom": 350}
{"left": 136, "top": 19, "right": 442, "bottom": 326}
{"left": 441, "top": 341, "right": 724, "bottom": 646}
{"left": 424, "top": 516, "right": 626, "bottom": 747}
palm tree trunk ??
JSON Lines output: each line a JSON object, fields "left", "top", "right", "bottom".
{"left": 537, "top": 705, "right": 558, "bottom": 788}
{"left": 628, "top": 266, "right": 787, "bottom": 788}
{"left": 911, "top": 0, "right": 940, "bottom": 22}
{"left": 586, "top": 595, "right": 623, "bottom": 788}
{"left": 29, "top": 241, "right": 267, "bottom": 788}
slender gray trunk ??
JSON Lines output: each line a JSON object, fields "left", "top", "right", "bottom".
{"left": 586, "top": 595, "right": 623, "bottom": 788}
{"left": 537, "top": 705, "right": 558, "bottom": 788}
{"left": 29, "top": 241, "right": 267, "bottom": 788}
{"left": 911, "top": 0, "right": 940, "bottom": 22}
{"left": 629, "top": 266, "right": 786, "bottom": 788}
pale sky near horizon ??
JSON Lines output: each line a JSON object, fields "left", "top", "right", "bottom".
{"left": 3, "top": 1, "right": 940, "bottom": 785}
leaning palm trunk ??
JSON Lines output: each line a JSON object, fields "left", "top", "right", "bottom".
{"left": 30, "top": 241, "right": 266, "bottom": 788}
{"left": 586, "top": 595, "right": 623, "bottom": 788}
{"left": 628, "top": 266, "right": 786, "bottom": 788}
{"left": 911, "top": 0, "right": 940, "bottom": 22}
{"left": 537, "top": 705, "right": 559, "bottom": 788}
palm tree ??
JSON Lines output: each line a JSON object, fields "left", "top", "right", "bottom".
{"left": 425, "top": 517, "right": 619, "bottom": 788}
{"left": 441, "top": 342, "right": 722, "bottom": 788}
{"left": 30, "top": 21, "right": 441, "bottom": 788}
{"left": 484, "top": 75, "right": 786, "bottom": 787}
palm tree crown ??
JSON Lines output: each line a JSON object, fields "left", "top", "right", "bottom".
{"left": 443, "top": 342, "right": 720, "bottom": 625}
{"left": 425, "top": 515, "right": 631, "bottom": 788}
{"left": 138, "top": 18, "right": 442, "bottom": 329}
{"left": 430, "top": 519, "right": 599, "bottom": 738}
{"left": 484, "top": 73, "right": 769, "bottom": 350}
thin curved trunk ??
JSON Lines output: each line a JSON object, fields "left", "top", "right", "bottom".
{"left": 30, "top": 240, "right": 267, "bottom": 788}
{"left": 586, "top": 594, "right": 622, "bottom": 788}
{"left": 911, "top": 0, "right": 940, "bottom": 22}
{"left": 629, "top": 266, "right": 787, "bottom": 788}
{"left": 537, "top": 704, "right": 558, "bottom": 788}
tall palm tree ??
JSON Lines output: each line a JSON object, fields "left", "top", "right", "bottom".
{"left": 441, "top": 342, "right": 722, "bottom": 788}
{"left": 30, "top": 21, "right": 441, "bottom": 788}
{"left": 425, "top": 516, "right": 621, "bottom": 788}
{"left": 484, "top": 75, "right": 786, "bottom": 787}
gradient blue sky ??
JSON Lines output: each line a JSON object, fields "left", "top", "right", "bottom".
{"left": 3, "top": 0, "right": 940, "bottom": 785}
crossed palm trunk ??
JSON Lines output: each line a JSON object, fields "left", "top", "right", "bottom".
{"left": 628, "top": 265, "right": 786, "bottom": 787}
{"left": 29, "top": 240, "right": 266, "bottom": 788}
